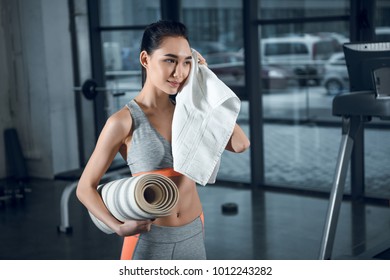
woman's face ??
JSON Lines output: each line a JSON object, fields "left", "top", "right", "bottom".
{"left": 142, "top": 36, "right": 192, "bottom": 95}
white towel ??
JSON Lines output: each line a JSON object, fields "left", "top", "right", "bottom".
{"left": 172, "top": 49, "right": 241, "bottom": 186}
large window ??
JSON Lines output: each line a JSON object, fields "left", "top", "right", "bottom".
{"left": 256, "top": 0, "right": 351, "bottom": 192}
{"left": 85, "top": 0, "right": 390, "bottom": 199}
{"left": 257, "top": 0, "right": 390, "bottom": 199}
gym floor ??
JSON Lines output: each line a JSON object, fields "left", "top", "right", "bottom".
{"left": 0, "top": 178, "right": 389, "bottom": 260}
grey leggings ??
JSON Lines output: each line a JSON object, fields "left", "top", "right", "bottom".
{"left": 132, "top": 217, "right": 206, "bottom": 260}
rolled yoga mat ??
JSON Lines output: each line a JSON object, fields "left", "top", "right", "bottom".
{"left": 89, "top": 173, "right": 179, "bottom": 234}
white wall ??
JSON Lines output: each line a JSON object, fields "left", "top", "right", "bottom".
{"left": 41, "top": 0, "right": 79, "bottom": 175}
{"left": 0, "top": 0, "right": 79, "bottom": 178}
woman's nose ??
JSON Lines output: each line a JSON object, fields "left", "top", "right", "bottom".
{"left": 173, "top": 64, "right": 184, "bottom": 79}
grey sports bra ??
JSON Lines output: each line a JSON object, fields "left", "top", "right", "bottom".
{"left": 126, "top": 99, "right": 173, "bottom": 174}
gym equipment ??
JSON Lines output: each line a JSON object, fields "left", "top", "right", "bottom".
{"left": 221, "top": 202, "right": 238, "bottom": 215}
{"left": 3, "top": 128, "right": 28, "bottom": 204}
{"left": 74, "top": 79, "right": 130, "bottom": 100}
{"left": 89, "top": 174, "right": 179, "bottom": 234}
{"left": 319, "top": 42, "right": 390, "bottom": 260}
{"left": 80, "top": 79, "right": 98, "bottom": 100}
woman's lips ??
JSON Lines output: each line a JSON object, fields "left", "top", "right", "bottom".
{"left": 168, "top": 81, "right": 181, "bottom": 88}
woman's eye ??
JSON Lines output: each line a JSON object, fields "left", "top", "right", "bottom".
{"left": 165, "top": 59, "right": 175, "bottom": 63}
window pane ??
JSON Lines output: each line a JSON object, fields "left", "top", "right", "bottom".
{"left": 260, "top": 22, "right": 349, "bottom": 120}
{"left": 98, "top": 0, "right": 161, "bottom": 116}
{"left": 258, "top": 0, "right": 349, "bottom": 20}
{"left": 99, "top": 0, "right": 160, "bottom": 26}
{"left": 182, "top": 0, "right": 250, "bottom": 184}
{"left": 101, "top": 31, "right": 143, "bottom": 115}
{"left": 182, "top": 2, "right": 244, "bottom": 90}
{"left": 260, "top": 20, "right": 351, "bottom": 193}
{"left": 375, "top": 0, "right": 390, "bottom": 42}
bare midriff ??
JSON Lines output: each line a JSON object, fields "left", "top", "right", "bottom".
{"left": 132, "top": 168, "right": 203, "bottom": 227}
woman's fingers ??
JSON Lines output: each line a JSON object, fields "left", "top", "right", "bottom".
{"left": 196, "top": 51, "right": 207, "bottom": 66}
{"left": 137, "top": 220, "right": 153, "bottom": 232}
{"left": 118, "top": 219, "right": 154, "bottom": 236}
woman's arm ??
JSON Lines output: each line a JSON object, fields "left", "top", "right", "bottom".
{"left": 225, "top": 123, "right": 250, "bottom": 153}
{"left": 76, "top": 108, "right": 152, "bottom": 236}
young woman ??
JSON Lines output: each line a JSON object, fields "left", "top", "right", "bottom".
{"left": 76, "top": 20, "right": 250, "bottom": 260}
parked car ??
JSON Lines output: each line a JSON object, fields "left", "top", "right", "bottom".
{"left": 205, "top": 51, "right": 292, "bottom": 90}
{"left": 322, "top": 52, "right": 349, "bottom": 95}
{"left": 375, "top": 26, "right": 390, "bottom": 42}
{"left": 260, "top": 34, "right": 339, "bottom": 86}
{"left": 262, "top": 65, "right": 292, "bottom": 90}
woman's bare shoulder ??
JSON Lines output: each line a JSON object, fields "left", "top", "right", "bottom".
{"left": 103, "top": 106, "right": 133, "bottom": 139}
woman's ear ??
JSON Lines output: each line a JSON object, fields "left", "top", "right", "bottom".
{"left": 140, "top": 51, "right": 148, "bottom": 68}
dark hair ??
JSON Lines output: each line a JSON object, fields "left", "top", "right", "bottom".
{"left": 140, "top": 20, "right": 190, "bottom": 84}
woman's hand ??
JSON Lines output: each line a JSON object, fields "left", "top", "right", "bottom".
{"left": 116, "top": 219, "right": 154, "bottom": 237}
{"left": 196, "top": 51, "right": 207, "bottom": 66}
{"left": 225, "top": 124, "right": 250, "bottom": 153}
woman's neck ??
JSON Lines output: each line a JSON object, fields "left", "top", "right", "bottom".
{"left": 136, "top": 86, "right": 173, "bottom": 109}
